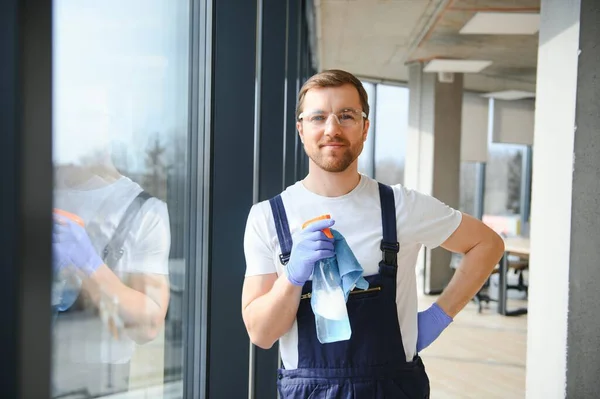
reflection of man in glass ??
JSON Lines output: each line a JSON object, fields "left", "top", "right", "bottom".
{"left": 51, "top": 97, "right": 171, "bottom": 397}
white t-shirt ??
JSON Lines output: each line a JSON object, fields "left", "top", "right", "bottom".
{"left": 53, "top": 175, "right": 171, "bottom": 364}
{"left": 243, "top": 174, "right": 462, "bottom": 369}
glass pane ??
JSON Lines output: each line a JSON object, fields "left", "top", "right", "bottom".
{"left": 51, "top": 1, "right": 190, "bottom": 397}
{"left": 484, "top": 143, "right": 525, "bottom": 235}
{"left": 459, "top": 162, "right": 478, "bottom": 215}
{"left": 374, "top": 84, "right": 408, "bottom": 185}
{"left": 358, "top": 81, "right": 375, "bottom": 177}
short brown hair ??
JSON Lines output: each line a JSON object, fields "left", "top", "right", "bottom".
{"left": 296, "top": 69, "right": 369, "bottom": 120}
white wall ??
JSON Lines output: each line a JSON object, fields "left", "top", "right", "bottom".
{"left": 461, "top": 92, "right": 488, "bottom": 162}
{"left": 526, "top": 0, "right": 581, "bottom": 397}
{"left": 492, "top": 98, "right": 535, "bottom": 146}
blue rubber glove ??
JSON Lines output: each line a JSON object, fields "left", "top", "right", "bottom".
{"left": 285, "top": 218, "right": 336, "bottom": 286}
{"left": 416, "top": 303, "right": 453, "bottom": 352}
{"left": 52, "top": 216, "right": 104, "bottom": 277}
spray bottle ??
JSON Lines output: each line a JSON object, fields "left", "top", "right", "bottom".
{"left": 52, "top": 208, "right": 85, "bottom": 312}
{"left": 303, "top": 215, "right": 351, "bottom": 343}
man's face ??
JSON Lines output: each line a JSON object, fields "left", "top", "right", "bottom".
{"left": 297, "top": 84, "right": 369, "bottom": 173}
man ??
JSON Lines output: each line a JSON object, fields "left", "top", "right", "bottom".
{"left": 242, "top": 69, "right": 504, "bottom": 398}
{"left": 51, "top": 150, "right": 171, "bottom": 396}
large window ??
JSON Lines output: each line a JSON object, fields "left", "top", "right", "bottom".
{"left": 358, "top": 82, "right": 409, "bottom": 184}
{"left": 482, "top": 143, "right": 528, "bottom": 236}
{"left": 51, "top": 1, "right": 190, "bottom": 397}
{"left": 459, "top": 162, "right": 478, "bottom": 216}
{"left": 484, "top": 144, "right": 526, "bottom": 216}
{"left": 374, "top": 84, "right": 408, "bottom": 185}
{"left": 358, "top": 81, "right": 376, "bottom": 177}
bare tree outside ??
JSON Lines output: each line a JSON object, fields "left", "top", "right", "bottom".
{"left": 142, "top": 135, "right": 170, "bottom": 201}
{"left": 459, "top": 162, "right": 477, "bottom": 215}
{"left": 506, "top": 151, "right": 522, "bottom": 214}
{"left": 485, "top": 145, "right": 524, "bottom": 216}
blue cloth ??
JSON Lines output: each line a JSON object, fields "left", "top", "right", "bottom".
{"left": 325, "top": 229, "right": 369, "bottom": 300}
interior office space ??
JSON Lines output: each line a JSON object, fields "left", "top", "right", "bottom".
{"left": 3, "top": 0, "right": 600, "bottom": 398}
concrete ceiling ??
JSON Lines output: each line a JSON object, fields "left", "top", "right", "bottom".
{"left": 314, "top": 0, "right": 540, "bottom": 93}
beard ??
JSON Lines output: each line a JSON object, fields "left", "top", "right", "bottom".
{"left": 306, "top": 137, "right": 363, "bottom": 173}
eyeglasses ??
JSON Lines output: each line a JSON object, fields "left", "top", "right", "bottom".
{"left": 298, "top": 108, "right": 367, "bottom": 128}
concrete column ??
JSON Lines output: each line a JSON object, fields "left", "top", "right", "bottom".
{"left": 527, "top": 0, "right": 600, "bottom": 397}
{"left": 405, "top": 63, "right": 463, "bottom": 294}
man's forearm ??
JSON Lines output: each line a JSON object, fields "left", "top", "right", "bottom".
{"left": 244, "top": 274, "right": 302, "bottom": 349}
{"left": 81, "top": 265, "right": 165, "bottom": 336}
{"left": 436, "top": 238, "right": 504, "bottom": 317}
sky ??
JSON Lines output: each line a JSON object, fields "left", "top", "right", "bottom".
{"left": 52, "top": 0, "right": 189, "bottom": 171}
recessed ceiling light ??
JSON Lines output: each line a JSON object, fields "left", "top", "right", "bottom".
{"left": 423, "top": 59, "right": 492, "bottom": 73}
{"left": 482, "top": 90, "right": 536, "bottom": 100}
{"left": 460, "top": 12, "right": 540, "bottom": 35}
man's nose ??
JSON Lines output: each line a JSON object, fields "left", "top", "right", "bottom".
{"left": 324, "top": 114, "right": 342, "bottom": 135}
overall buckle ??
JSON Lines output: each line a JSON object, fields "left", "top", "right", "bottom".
{"left": 279, "top": 253, "right": 290, "bottom": 265}
{"left": 380, "top": 242, "right": 399, "bottom": 265}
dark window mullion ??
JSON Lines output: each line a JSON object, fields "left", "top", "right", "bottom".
{"left": 0, "top": 1, "right": 53, "bottom": 398}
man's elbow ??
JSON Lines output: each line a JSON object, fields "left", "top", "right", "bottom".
{"left": 244, "top": 315, "right": 278, "bottom": 349}
{"left": 484, "top": 232, "right": 505, "bottom": 268}
{"left": 247, "top": 329, "right": 276, "bottom": 350}
{"left": 250, "top": 335, "right": 275, "bottom": 350}
{"left": 127, "top": 312, "right": 166, "bottom": 344}
{"left": 492, "top": 232, "right": 505, "bottom": 258}
{"left": 132, "top": 327, "right": 160, "bottom": 345}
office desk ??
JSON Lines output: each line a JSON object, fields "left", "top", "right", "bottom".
{"left": 498, "top": 237, "right": 530, "bottom": 316}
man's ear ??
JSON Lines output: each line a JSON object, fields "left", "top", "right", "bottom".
{"left": 297, "top": 121, "right": 304, "bottom": 143}
{"left": 362, "top": 118, "right": 370, "bottom": 141}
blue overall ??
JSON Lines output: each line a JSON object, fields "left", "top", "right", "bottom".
{"left": 268, "top": 183, "right": 430, "bottom": 399}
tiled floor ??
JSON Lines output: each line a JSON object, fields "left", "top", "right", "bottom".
{"left": 418, "top": 294, "right": 528, "bottom": 399}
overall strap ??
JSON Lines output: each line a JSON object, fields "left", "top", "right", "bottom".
{"left": 268, "top": 195, "right": 293, "bottom": 265}
{"left": 378, "top": 183, "right": 399, "bottom": 266}
{"left": 102, "top": 191, "right": 152, "bottom": 269}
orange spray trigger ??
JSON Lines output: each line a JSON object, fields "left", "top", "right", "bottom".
{"left": 53, "top": 208, "right": 85, "bottom": 227}
{"left": 302, "top": 214, "right": 334, "bottom": 239}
